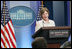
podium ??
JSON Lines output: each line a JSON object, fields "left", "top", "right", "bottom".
{"left": 32, "top": 26, "right": 71, "bottom": 48}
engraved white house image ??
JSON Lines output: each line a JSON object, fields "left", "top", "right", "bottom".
{"left": 9, "top": 6, "right": 36, "bottom": 26}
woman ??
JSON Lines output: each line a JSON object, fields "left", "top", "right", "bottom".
{"left": 35, "top": 7, "right": 55, "bottom": 32}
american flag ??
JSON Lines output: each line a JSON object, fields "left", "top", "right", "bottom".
{"left": 1, "top": 1, "right": 17, "bottom": 48}
{"left": 36, "top": 3, "right": 43, "bottom": 21}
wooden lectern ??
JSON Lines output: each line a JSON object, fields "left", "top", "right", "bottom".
{"left": 32, "top": 26, "right": 71, "bottom": 48}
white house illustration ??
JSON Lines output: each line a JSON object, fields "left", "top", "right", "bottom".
{"left": 17, "top": 10, "right": 25, "bottom": 20}
{"left": 10, "top": 9, "right": 32, "bottom": 20}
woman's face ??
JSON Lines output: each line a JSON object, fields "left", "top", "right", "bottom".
{"left": 42, "top": 11, "right": 49, "bottom": 20}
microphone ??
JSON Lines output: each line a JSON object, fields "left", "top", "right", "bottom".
{"left": 42, "top": 21, "right": 44, "bottom": 27}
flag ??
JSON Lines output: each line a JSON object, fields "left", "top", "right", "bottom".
{"left": 36, "top": 2, "right": 42, "bottom": 21}
{"left": 1, "top": 1, "right": 17, "bottom": 48}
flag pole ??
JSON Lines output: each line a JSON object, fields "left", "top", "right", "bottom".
{"left": 41, "top": 1, "right": 43, "bottom": 8}
{"left": 3, "top": 1, "right": 7, "bottom": 48}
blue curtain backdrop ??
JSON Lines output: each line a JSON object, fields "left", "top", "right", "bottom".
{"left": 67, "top": 1, "right": 71, "bottom": 41}
{"left": 1, "top": 1, "right": 40, "bottom": 48}
{"left": 67, "top": 1, "right": 71, "bottom": 26}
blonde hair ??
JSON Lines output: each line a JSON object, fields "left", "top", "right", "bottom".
{"left": 39, "top": 7, "right": 49, "bottom": 17}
